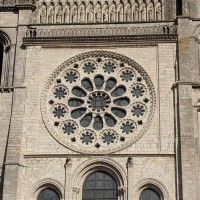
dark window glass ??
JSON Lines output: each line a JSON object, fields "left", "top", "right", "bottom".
{"left": 140, "top": 188, "right": 160, "bottom": 200}
{"left": 177, "top": 0, "right": 182, "bottom": 15}
{"left": 83, "top": 171, "right": 118, "bottom": 200}
{"left": 0, "top": 43, "right": 4, "bottom": 84}
{"left": 37, "top": 188, "right": 60, "bottom": 200}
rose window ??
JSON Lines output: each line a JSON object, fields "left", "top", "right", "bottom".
{"left": 42, "top": 51, "right": 156, "bottom": 154}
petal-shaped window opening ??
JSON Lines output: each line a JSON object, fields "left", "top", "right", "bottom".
{"left": 111, "top": 108, "right": 126, "bottom": 118}
{"left": 113, "top": 97, "right": 130, "bottom": 106}
{"left": 93, "top": 116, "right": 103, "bottom": 130}
{"left": 111, "top": 85, "right": 126, "bottom": 97}
{"left": 81, "top": 78, "right": 93, "bottom": 91}
{"left": 104, "top": 114, "right": 117, "bottom": 127}
{"left": 105, "top": 77, "right": 117, "bottom": 91}
{"left": 72, "top": 86, "right": 87, "bottom": 97}
{"left": 80, "top": 113, "right": 93, "bottom": 127}
{"left": 94, "top": 75, "right": 104, "bottom": 90}
{"left": 68, "top": 98, "right": 84, "bottom": 107}
{"left": 71, "top": 108, "right": 86, "bottom": 119}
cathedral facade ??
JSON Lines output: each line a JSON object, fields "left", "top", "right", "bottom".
{"left": 0, "top": 0, "right": 199, "bottom": 199}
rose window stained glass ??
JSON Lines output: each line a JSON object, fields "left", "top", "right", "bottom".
{"left": 42, "top": 51, "right": 156, "bottom": 154}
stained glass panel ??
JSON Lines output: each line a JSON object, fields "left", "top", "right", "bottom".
{"left": 37, "top": 188, "right": 60, "bottom": 200}
{"left": 140, "top": 188, "right": 160, "bottom": 200}
{"left": 83, "top": 171, "right": 118, "bottom": 200}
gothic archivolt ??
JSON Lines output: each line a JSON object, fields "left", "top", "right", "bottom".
{"left": 37, "top": 0, "right": 163, "bottom": 24}
{"left": 41, "top": 51, "right": 156, "bottom": 154}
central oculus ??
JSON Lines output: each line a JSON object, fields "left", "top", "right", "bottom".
{"left": 87, "top": 91, "right": 111, "bottom": 113}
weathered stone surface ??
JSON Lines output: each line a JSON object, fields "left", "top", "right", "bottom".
{"left": 0, "top": 1, "right": 200, "bottom": 200}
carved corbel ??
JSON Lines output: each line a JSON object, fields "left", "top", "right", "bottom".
{"left": 127, "top": 156, "right": 134, "bottom": 168}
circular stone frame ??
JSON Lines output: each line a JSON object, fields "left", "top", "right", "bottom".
{"left": 41, "top": 51, "right": 156, "bottom": 154}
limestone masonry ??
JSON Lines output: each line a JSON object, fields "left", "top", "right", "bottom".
{"left": 0, "top": 0, "right": 199, "bottom": 199}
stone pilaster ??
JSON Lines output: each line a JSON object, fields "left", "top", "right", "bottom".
{"left": 64, "top": 157, "right": 72, "bottom": 200}
{"left": 127, "top": 157, "right": 134, "bottom": 200}
{"left": 2, "top": 87, "right": 26, "bottom": 200}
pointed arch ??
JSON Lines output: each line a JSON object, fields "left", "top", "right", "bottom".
{"left": 0, "top": 30, "right": 12, "bottom": 87}
{"left": 79, "top": 1, "right": 86, "bottom": 23}
{"left": 95, "top": 1, "right": 102, "bottom": 22}
{"left": 117, "top": 1, "right": 124, "bottom": 22}
{"left": 147, "top": 1, "right": 154, "bottom": 21}
{"left": 87, "top": 1, "right": 94, "bottom": 23}
{"left": 155, "top": 0, "right": 162, "bottom": 21}
{"left": 71, "top": 2, "right": 78, "bottom": 23}
{"left": 110, "top": 1, "right": 117, "bottom": 22}
{"left": 47, "top": 2, "right": 55, "bottom": 23}
{"left": 56, "top": 2, "right": 63, "bottom": 23}
{"left": 139, "top": 1, "right": 146, "bottom": 21}
{"left": 64, "top": 2, "right": 70, "bottom": 23}
{"left": 125, "top": 1, "right": 131, "bottom": 22}
{"left": 39, "top": 2, "right": 47, "bottom": 23}
{"left": 102, "top": 1, "right": 109, "bottom": 22}
{"left": 133, "top": 3, "right": 139, "bottom": 21}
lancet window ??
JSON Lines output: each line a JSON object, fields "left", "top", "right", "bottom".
{"left": 0, "top": 31, "right": 12, "bottom": 88}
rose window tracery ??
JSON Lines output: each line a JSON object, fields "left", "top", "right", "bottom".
{"left": 42, "top": 51, "right": 156, "bottom": 154}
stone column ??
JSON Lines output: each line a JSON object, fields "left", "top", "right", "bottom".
{"left": 64, "top": 157, "right": 72, "bottom": 200}
{"left": 127, "top": 157, "right": 134, "bottom": 200}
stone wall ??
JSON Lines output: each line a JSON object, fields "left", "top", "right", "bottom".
{"left": 13, "top": 43, "right": 177, "bottom": 199}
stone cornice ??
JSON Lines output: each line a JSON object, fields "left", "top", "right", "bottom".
{"left": 23, "top": 34, "right": 177, "bottom": 47}
{"left": 23, "top": 153, "right": 175, "bottom": 159}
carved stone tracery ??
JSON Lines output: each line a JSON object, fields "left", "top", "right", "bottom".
{"left": 37, "top": 0, "right": 163, "bottom": 24}
{"left": 41, "top": 51, "right": 156, "bottom": 154}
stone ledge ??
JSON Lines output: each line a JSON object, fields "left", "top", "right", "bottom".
{"left": 24, "top": 153, "right": 175, "bottom": 159}
{"left": 23, "top": 34, "right": 177, "bottom": 47}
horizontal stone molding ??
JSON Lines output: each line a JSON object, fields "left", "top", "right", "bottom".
{"left": 23, "top": 154, "right": 175, "bottom": 159}
{"left": 23, "top": 24, "right": 177, "bottom": 46}
{"left": 25, "top": 24, "right": 177, "bottom": 37}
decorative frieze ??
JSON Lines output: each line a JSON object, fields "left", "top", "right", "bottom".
{"left": 25, "top": 24, "right": 177, "bottom": 38}
{"left": 23, "top": 24, "right": 177, "bottom": 46}
{"left": 37, "top": 0, "right": 163, "bottom": 24}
